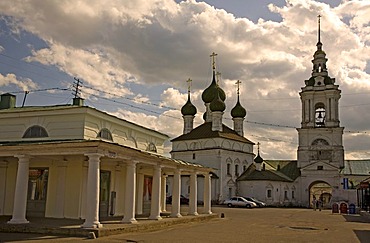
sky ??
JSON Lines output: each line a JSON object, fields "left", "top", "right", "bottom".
{"left": 0, "top": 0, "right": 370, "bottom": 160}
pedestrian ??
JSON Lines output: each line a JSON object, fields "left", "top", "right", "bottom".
{"left": 312, "top": 197, "right": 317, "bottom": 211}
{"left": 318, "top": 198, "right": 322, "bottom": 211}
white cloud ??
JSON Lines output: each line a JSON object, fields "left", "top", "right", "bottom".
{"left": 1, "top": 0, "right": 370, "bottom": 159}
{"left": 0, "top": 73, "right": 38, "bottom": 91}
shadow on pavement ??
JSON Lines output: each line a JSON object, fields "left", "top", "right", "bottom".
{"left": 342, "top": 214, "right": 370, "bottom": 224}
{"left": 354, "top": 230, "right": 370, "bottom": 243}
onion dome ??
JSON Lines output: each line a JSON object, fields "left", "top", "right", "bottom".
{"left": 210, "top": 87, "right": 226, "bottom": 112}
{"left": 202, "top": 71, "right": 226, "bottom": 103}
{"left": 181, "top": 94, "right": 197, "bottom": 116}
{"left": 231, "top": 97, "right": 246, "bottom": 118}
{"left": 254, "top": 143, "right": 263, "bottom": 163}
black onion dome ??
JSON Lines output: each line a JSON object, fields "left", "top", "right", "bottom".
{"left": 202, "top": 71, "right": 226, "bottom": 103}
{"left": 210, "top": 87, "right": 226, "bottom": 112}
{"left": 231, "top": 98, "right": 246, "bottom": 118}
{"left": 254, "top": 153, "right": 263, "bottom": 163}
{"left": 181, "top": 96, "right": 197, "bottom": 116}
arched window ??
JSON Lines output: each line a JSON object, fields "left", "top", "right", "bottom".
{"left": 315, "top": 103, "right": 326, "bottom": 127}
{"left": 97, "top": 128, "right": 113, "bottom": 141}
{"left": 23, "top": 125, "right": 48, "bottom": 138}
{"left": 146, "top": 142, "right": 157, "bottom": 152}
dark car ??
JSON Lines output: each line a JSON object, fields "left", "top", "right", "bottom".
{"left": 242, "top": 197, "right": 266, "bottom": 207}
{"left": 166, "top": 195, "right": 189, "bottom": 204}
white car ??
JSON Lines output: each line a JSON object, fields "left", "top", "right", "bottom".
{"left": 224, "top": 196, "right": 257, "bottom": 208}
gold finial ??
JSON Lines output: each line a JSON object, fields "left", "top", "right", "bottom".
{"left": 317, "top": 14, "right": 321, "bottom": 43}
{"left": 216, "top": 72, "right": 221, "bottom": 86}
{"left": 210, "top": 52, "right": 218, "bottom": 70}
{"left": 257, "top": 142, "right": 260, "bottom": 153}
{"left": 186, "top": 78, "right": 192, "bottom": 95}
{"left": 236, "top": 80, "right": 241, "bottom": 96}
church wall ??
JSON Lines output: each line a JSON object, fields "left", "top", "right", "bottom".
{"left": 238, "top": 180, "right": 298, "bottom": 206}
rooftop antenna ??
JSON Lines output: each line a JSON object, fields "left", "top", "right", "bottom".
{"left": 72, "top": 77, "right": 82, "bottom": 99}
{"left": 21, "top": 91, "right": 29, "bottom": 107}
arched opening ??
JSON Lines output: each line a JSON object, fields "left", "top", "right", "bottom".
{"left": 315, "top": 103, "right": 326, "bottom": 127}
{"left": 309, "top": 181, "right": 332, "bottom": 209}
{"left": 23, "top": 125, "right": 48, "bottom": 138}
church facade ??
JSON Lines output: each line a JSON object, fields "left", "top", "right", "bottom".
{"left": 171, "top": 24, "right": 370, "bottom": 207}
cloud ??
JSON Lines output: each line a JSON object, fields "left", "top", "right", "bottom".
{"left": 0, "top": 73, "right": 38, "bottom": 91}
{"left": 1, "top": 0, "right": 370, "bottom": 159}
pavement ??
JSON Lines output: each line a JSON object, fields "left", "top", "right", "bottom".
{"left": 0, "top": 207, "right": 370, "bottom": 242}
{"left": 0, "top": 206, "right": 217, "bottom": 239}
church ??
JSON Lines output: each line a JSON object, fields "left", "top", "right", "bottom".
{"left": 171, "top": 19, "right": 370, "bottom": 208}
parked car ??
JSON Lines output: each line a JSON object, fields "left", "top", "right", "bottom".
{"left": 166, "top": 195, "right": 189, "bottom": 204}
{"left": 242, "top": 197, "right": 266, "bottom": 207}
{"left": 223, "top": 196, "right": 257, "bottom": 208}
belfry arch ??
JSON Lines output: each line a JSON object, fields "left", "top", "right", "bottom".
{"left": 309, "top": 181, "right": 332, "bottom": 208}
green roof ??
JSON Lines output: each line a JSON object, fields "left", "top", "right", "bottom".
{"left": 237, "top": 164, "right": 294, "bottom": 182}
{"left": 171, "top": 122, "right": 254, "bottom": 144}
{"left": 341, "top": 160, "right": 370, "bottom": 175}
{"left": 237, "top": 160, "right": 300, "bottom": 182}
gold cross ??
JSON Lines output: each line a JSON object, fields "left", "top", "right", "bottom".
{"left": 236, "top": 80, "right": 241, "bottom": 95}
{"left": 186, "top": 78, "right": 192, "bottom": 94}
{"left": 317, "top": 15, "right": 321, "bottom": 43}
{"left": 210, "top": 52, "right": 218, "bottom": 70}
{"left": 257, "top": 142, "right": 260, "bottom": 153}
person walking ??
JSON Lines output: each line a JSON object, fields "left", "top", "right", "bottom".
{"left": 312, "top": 197, "right": 317, "bottom": 211}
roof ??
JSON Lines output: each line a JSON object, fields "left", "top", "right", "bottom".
{"left": 237, "top": 160, "right": 300, "bottom": 182}
{"left": 0, "top": 104, "right": 169, "bottom": 138}
{"left": 171, "top": 122, "right": 254, "bottom": 144}
{"left": 237, "top": 164, "right": 294, "bottom": 182}
{"left": 341, "top": 160, "right": 370, "bottom": 176}
{"left": 0, "top": 139, "right": 212, "bottom": 173}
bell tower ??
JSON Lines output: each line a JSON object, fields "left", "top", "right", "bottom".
{"left": 297, "top": 15, "right": 344, "bottom": 170}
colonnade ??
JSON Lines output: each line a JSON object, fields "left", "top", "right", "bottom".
{"left": 7, "top": 154, "right": 212, "bottom": 228}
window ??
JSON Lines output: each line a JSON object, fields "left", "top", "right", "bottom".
{"left": 146, "top": 142, "right": 157, "bottom": 152}
{"left": 23, "top": 125, "right": 48, "bottom": 138}
{"left": 284, "top": 191, "right": 288, "bottom": 200}
{"left": 192, "top": 153, "right": 196, "bottom": 160}
{"left": 243, "top": 165, "right": 246, "bottom": 172}
{"left": 317, "top": 166, "right": 323, "bottom": 170}
{"left": 227, "top": 164, "right": 231, "bottom": 175}
{"left": 97, "top": 128, "right": 113, "bottom": 141}
{"left": 292, "top": 191, "right": 295, "bottom": 199}
{"left": 262, "top": 164, "right": 265, "bottom": 171}
{"left": 267, "top": 189, "right": 272, "bottom": 198}
{"left": 235, "top": 164, "right": 239, "bottom": 176}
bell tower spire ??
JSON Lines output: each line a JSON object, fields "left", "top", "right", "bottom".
{"left": 297, "top": 15, "right": 344, "bottom": 170}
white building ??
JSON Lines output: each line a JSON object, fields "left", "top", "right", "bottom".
{"left": 172, "top": 23, "right": 370, "bottom": 207}
{"left": 0, "top": 95, "right": 213, "bottom": 228}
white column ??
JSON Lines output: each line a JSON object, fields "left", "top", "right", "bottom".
{"left": 0, "top": 161, "right": 8, "bottom": 216}
{"left": 189, "top": 171, "right": 198, "bottom": 216}
{"left": 79, "top": 161, "right": 88, "bottom": 219}
{"left": 112, "top": 164, "right": 121, "bottom": 216}
{"left": 149, "top": 165, "right": 162, "bottom": 220}
{"left": 122, "top": 162, "right": 137, "bottom": 224}
{"left": 82, "top": 153, "right": 103, "bottom": 228}
{"left": 55, "top": 160, "right": 68, "bottom": 218}
{"left": 160, "top": 174, "right": 167, "bottom": 212}
{"left": 203, "top": 173, "right": 212, "bottom": 214}
{"left": 8, "top": 155, "right": 30, "bottom": 224}
{"left": 171, "top": 169, "right": 182, "bottom": 218}
{"left": 136, "top": 172, "right": 144, "bottom": 215}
